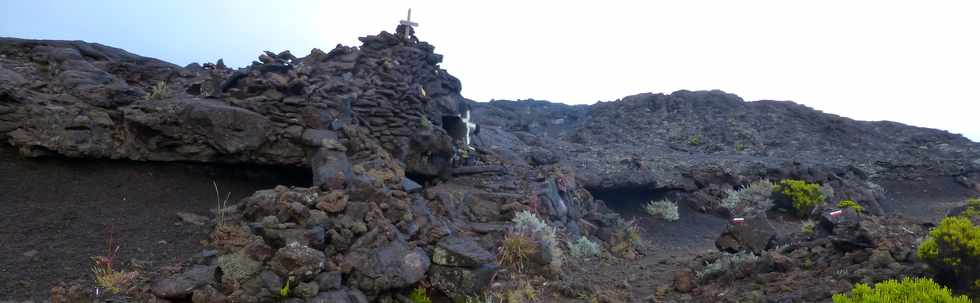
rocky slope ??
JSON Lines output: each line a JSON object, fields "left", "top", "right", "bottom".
{"left": 471, "top": 94, "right": 980, "bottom": 216}
{"left": 2, "top": 24, "right": 979, "bottom": 302}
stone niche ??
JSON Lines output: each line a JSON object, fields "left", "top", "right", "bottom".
{"left": 441, "top": 115, "right": 467, "bottom": 143}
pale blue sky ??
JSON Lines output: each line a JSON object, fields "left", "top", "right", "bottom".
{"left": 2, "top": 0, "right": 977, "bottom": 141}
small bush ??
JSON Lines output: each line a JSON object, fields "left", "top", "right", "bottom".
{"left": 961, "top": 197, "right": 980, "bottom": 218}
{"left": 91, "top": 231, "right": 138, "bottom": 294}
{"left": 837, "top": 200, "right": 865, "bottom": 213}
{"left": 687, "top": 135, "right": 702, "bottom": 146}
{"left": 409, "top": 286, "right": 433, "bottom": 303}
{"left": 568, "top": 236, "right": 601, "bottom": 258}
{"left": 801, "top": 219, "right": 816, "bottom": 235}
{"left": 505, "top": 280, "right": 538, "bottom": 303}
{"left": 831, "top": 277, "right": 970, "bottom": 303}
{"left": 721, "top": 180, "right": 774, "bottom": 217}
{"left": 498, "top": 234, "right": 538, "bottom": 273}
{"left": 775, "top": 179, "right": 825, "bottom": 218}
{"left": 645, "top": 199, "right": 679, "bottom": 221}
{"left": 508, "top": 210, "right": 562, "bottom": 271}
{"left": 610, "top": 221, "right": 643, "bottom": 256}
{"left": 145, "top": 81, "right": 169, "bottom": 100}
{"left": 917, "top": 216, "right": 980, "bottom": 291}
{"left": 696, "top": 251, "right": 759, "bottom": 281}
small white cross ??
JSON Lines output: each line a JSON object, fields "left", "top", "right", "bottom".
{"left": 462, "top": 110, "right": 477, "bottom": 146}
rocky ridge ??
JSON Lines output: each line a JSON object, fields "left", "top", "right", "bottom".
{"left": 1, "top": 23, "right": 979, "bottom": 302}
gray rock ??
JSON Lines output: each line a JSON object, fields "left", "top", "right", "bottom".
{"left": 347, "top": 237, "right": 430, "bottom": 292}
{"left": 295, "top": 281, "right": 319, "bottom": 298}
{"left": 216, "top": 251, "right": 262, "bottom": 284}
{"left": 310, "top": 288, "right": 368, "bottom": 303}
{"left": 432, "top": 235, "right": 494, "bottom": 267}
{"left": 402, "top": 178, "right": 423, "bottom": 193}
{"left": 151, "top": 265, "right": 214, "bottom": 299}
{"left": 716, "top": 217, "right": 776, "bottom": 254}
{"left": 312, "top": 148, "right": 352, "bottom": 191}
{"left": 269, "top": 243, "right": 326, "bottom": 280}
{"left": 430, "top": 264, "right": 497, "bottom": 300}
{"left": 317, "top": 271, "right": 343, "bottom": 291}
{"left": 176, "top": 212, "right": 210, "bottom": 226}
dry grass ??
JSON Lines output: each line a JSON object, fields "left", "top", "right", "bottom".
{"left": 498, "top": 234, "right": 539, "bottom": 273}
{"left": 91, "top": 230, "right": 138, "bottom": 294}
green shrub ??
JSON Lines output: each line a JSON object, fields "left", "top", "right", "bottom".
{"left": 801, "top": 219, "right": 816, "bottom": 235}
{"left": 831, "top": 277, "right": 970, "bottom": 303}
{"left": 837, "top": 200, "right": 865, "bottom": 213}
{"left": 568, "top": 236, "right": 601, "bottom": 258}
{"left": 644, "top": 199, "right": 679, "bottom": 221}
{"left": 775, "top": 179, "right": 825, "bottom": 218}
{"left": 917, "top": 216, "right": 980, "bottom": 291}
{"left": 409, "top": 286, "right": 433, "bottom": 303}
{"left": 961, "top": 197, "right": 980, "bottom": 218}
{"left": 687, "top": 135, "right": 702, "bottom": 146}
{"left": 721, "top": 180, "right": 774, "bottom": 217}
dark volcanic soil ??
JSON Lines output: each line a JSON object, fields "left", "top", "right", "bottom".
{"left": 0, "top": 147, "right": 309, "bottom": 300}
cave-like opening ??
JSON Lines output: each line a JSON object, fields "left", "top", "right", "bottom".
{"left": 0, "top": 146, "right": 311, "bottom": 298}
{"left": 589, "top": 187, "right": 728, "bottom": 247}
{"left": 442, "top": 115, "right": 467, "bottom": 143}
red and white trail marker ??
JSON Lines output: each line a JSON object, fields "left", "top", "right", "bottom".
{"left": 732, "top": 217, "right": 746, "bottom": 224}
{"left": 830, "top": 210, "right": 844, "bottom": 217}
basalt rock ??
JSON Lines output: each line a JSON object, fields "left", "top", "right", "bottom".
{"left": 470, "top": 93, "right": 980, "bottom": 216}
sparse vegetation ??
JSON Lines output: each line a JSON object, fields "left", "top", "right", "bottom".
{"left": 735, "top": 142, "right": 747, "bottom": 152}
{"left": 775, "top": 179, "right": 825, "bottom": 218}
{"left": 145, "top": 81, "right": 169, "bottom": 100}
{"left": 831, "top": 277, "right": 970, "bottom": 303}
{"left": 499, "top": 234, "right": 538, "bottom": 273}
{"left": 917, "top": 215, "right": 980, "bottom": 291}
{"left": 213, "top": 181, "right": 231, "bottom": 229}
{"left": 505, "top": 210, "right": 562, "bottom": 271}
{"left": 721, "top": 179, "right": 774, "bottom": 217}
{"left": 610, "top": 221, "right": 643, "bottom": 256}
{"left": 409, "top": 286, "right": 433, "bottom": 303}
{"left": 503, "top": 280, "right": 539, "bottom": 303}
{"left": 837, "top": 199, "right": 865, "bottom": 213}
{"left": 568, "top": 236, "right": 601, "bottom": 258}
{"left": 801, "top": 219, "right": 817, "bottom": 235}
{"left": 91, "top": 230, "right": 138, "bottom": 294}
{"left": 279, "top": 276, "right": 293, "bottom": 297}
{"left": 465, "top": 292, "right": 504, "bottom": 303}
{"left": 696, "top": 251, "right": 759, "bottom": 281}
{"left": 961, "top": 197, "right": 980, "bottom": 218}
{"left": 644, "top": 199, "right": 679, "bottom": 221}
{"left": 687, "top": 135, "right": 702, "bottom": 146}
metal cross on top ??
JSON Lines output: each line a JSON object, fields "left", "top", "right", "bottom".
{"left": 399, "top": 9, "right": 418, "bottom": 38}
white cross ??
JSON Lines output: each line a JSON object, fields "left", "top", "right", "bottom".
{"left": 462, "top": 109, "right": 477, "bottom": 146}
{"left": 399, "top": 9, "right": 418, "bottom": 38}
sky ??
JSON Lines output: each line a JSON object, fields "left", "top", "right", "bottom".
{"left": 2, "top": 0, "right": 977, "bottom": 141}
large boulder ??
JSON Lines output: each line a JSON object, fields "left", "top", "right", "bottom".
{"left": 716, "top": 217, "right": 777, "bottom": 254}
{"left": 346, "top": 235, "right": 430, "bottom": 293}
{"left": 432, "top": 235, "right": 495, "bottom": 267}
{"left": 430, "top": 264, "right": 498, "bottom": 300}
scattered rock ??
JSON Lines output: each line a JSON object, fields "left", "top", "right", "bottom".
{"left": 151, "top": 265, "right": 214, "bottom": 299}
{"left": 269, "top": 243, "right": 326, "bottom": 280}
{"left": 432, "top": 235, "right": 494, "bottom": 267}
{"left": 176, "top": 212, "right": 210, "bottom": 226}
